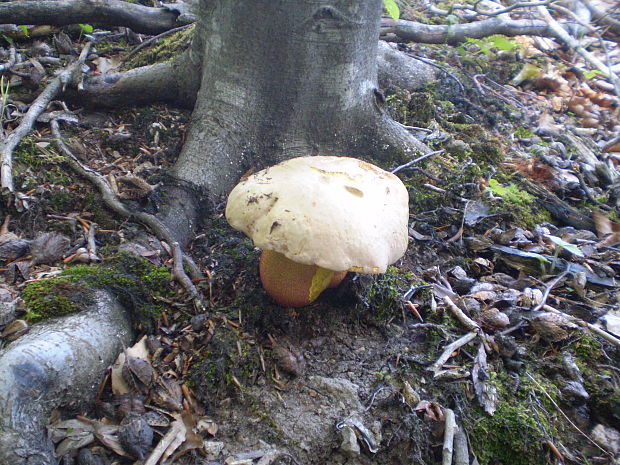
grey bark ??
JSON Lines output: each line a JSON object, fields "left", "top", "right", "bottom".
{"left": 0, "top": 0, "right": 183, "bottom": 35}
{"left": 171, "top": 0, "right": 429, "bottom": 198}
{"left": 380, "top": 17, "right": 556, "bottom": 44}
{"left": 0, "top": 291, "right": 133, "bottom": 465}
{"left": 66, "top": 52, "right": 200, "bottom": 109}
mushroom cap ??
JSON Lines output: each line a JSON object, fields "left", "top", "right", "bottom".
{"left": 225, "top": 156, "right": 409, "bottom": 273}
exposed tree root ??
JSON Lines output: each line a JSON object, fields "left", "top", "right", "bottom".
{"left": 64, "top": 51, "right": 201, "bottom": 109}
{"left": 0, "top": 291, "right": 133, "bottom": 465}
{"left": 0, "top": 0, "right": 185, "bottom": 35}
{"left": 51, "top": 120, "right": 205, "bottom": 308}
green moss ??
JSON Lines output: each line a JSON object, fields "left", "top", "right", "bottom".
{"left": 486, "top": 178, "right": 553, "bottom": 228}
{"left": 568, "top": 333, "right": 603, "bottom": 361}
{"left": 385, "top": 89, "right": 435, "bottom": 127}
{"left": 123, "top": 25, "right": 194, "bottom": 69}
{"left": 470, "top": 371, "right": 561, "bottom": 465}
{"left": 13, "top": 137, "right": 71, "bottom": 189}
{"left": 472, "top": 402, "right": 550, "bottom": 465}
{"left": 514, "top": 127, "right": 534, "bottom": 139}
{"left": 22, "top": 252, "right": 173, "bottom": 327}
{"left": 363, "top": 266, "right": 415, "bottom": 321}
{"left": 471, "top": 141, "right": 504, "bottom": 165}
{"left": 22, "top": 279, "right": 92, "bottom": 323}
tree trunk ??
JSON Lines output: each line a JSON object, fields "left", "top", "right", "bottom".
{"left": 172, "top": 0, "right": 428, "bottom": 198}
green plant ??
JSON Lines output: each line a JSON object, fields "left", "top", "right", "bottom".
{"left": 459, "top": 35, "right": 517, "bottom": 57}
{"left": 78, "top": 24, "right": 94, "bottom": 34}
{"left": 383, "top": 0, "right": 400, "bottom": 20}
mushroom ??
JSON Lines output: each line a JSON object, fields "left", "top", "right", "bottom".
{"left": 225, "top": 156, "right": 409, "bottom": 307}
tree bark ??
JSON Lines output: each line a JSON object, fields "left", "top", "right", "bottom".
{"left": 0, "top": 291, "right": 133, "bottom": 465}
{"left": 171, "top": 0, "right": 428, "bottom": 198}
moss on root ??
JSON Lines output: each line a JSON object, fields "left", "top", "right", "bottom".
{"left": 22, "top": 252, "right": 173, "bottom": 327}
{"left": 123, "top": 25, "right": 194, "bottom": 69}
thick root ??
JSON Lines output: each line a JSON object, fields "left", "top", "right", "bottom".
{"left": 0, "top": 291, "right": 133, "bottom": 464}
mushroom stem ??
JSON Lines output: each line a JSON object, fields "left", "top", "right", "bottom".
{"left": 259, "top": 250, "right": 347, "bottom": 307}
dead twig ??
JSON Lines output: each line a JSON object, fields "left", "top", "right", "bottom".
{"left": 0, "top": 45, "right": 16, "bottom": 73}
{"left": 1, "top": 42, "right": 91, "bottom": 193}
{"left": 536, "top": 5, "right": 620, "bottom": 97}
{"left": 525, "top": 372, "right": 613, "bottom": 458}
{"left": 428, "top": 331, "right": 478, "bottom": 374}
{"left": 453, "top": 425, "right": 469, "bottom": 465}
{"left": 531, "top": 270, "right": 569, "bottom": 312}
{"left": 122, "top": 24, "right": 192, "bottom": 63}
{"left": 442, "top": 408, "right": 457, "bottom": 465}
{"left": 86, "top": 222, "right": 101, "bottom": 262}
{"left": 443, "top": 296, "right": 481, "bottom": 331}
{"left": 391, "top": 150, "right": 444, "bottom": 174}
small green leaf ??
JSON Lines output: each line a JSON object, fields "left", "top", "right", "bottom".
{"left": 584, "top": 69, "right": 604, "bottom": 80}
{"left": 2, "top": 34, "right": 14, "bottom": 45}
{"left": 490, "top": 35, "right": 516, "bottom": 51}
{"left": 383, "top": 0, "right": 400, "bottom": 20}
{"left": 19, "top": 25, "right": 29, "bottom": 37}
{"left": 545, "top": 235, "right": 584, "bottom": 257}
{"left": 79, "top": 24, "right": 94, "bottom": 34}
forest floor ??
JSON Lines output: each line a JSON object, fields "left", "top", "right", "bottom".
{"left": 0, "top": 4, "right": 620, "bottom": 465}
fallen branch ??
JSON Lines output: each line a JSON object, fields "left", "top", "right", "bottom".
{"left": 453, "top": 425, "right": 469, "bottom": 465}
{"left": 380, "top": 16, "right": 556, "bottom": 44}
{"left": 0, "top": 0, "right": 184, "bottom": 35}
{"left": 0, "top": 42, "right": 91, "bottom": 193}
{"left": 50, "top": 119, "right": 206, "bottom": 309}
{"left": 581, "top": 0, "right": 620, "bottom": 36}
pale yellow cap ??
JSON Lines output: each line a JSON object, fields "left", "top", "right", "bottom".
{"left": 225, "top": 156, "right": 409, "bottom": 273}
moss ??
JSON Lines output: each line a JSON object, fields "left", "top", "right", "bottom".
{"left": 22, "top": 279, "right": 92, "bottom": 323}
{"left": 385, "top": 89, "right": 435, "bottom": 127}
{"left": 189, "top": 326, "right": 259, "bottom": 397}
{"left": 471, "top": 141, "right": 504, "bottom": 165}
{"left": 13, "top": 136, "right": 71, "bottom": 189}
{"left": 22, "top": 252, "right": 173, "bottom": 327}
{"left": 470, "top": 370, "right": 561, "bottom": 465}
{"left": 123, "top": 25, "right": 194, "bottom": 69}
{"left": 363, "top": 266, "right": 415, "bottom": 321}
{"left": 568, "top": 333, "right": 603, "bottom": 361}
{"left": 513, "top": 127, "right": 535, "bottom": 138}
{"left": 472, "top": 402, "right": 551, "bottom": 465}
{"left": 486, "top": 178, "right": 553, "bottom": 228}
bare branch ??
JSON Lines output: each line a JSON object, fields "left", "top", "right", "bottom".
{"left": 0, "top": 0, "right": 184, "bottom": 35}
{"left": 381, "top": 17, "right": 556, "bottom": 44}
